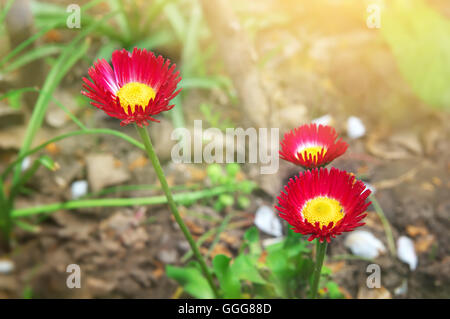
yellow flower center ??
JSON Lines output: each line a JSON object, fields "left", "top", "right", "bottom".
{"left": 117, "top": 82, "right": 156, "bottom": 114}
{"left": 296, "top": 145, "right": 326, "bottom": 160}
{"left": 302, "top": 197, "right": 344, "bottom": 228}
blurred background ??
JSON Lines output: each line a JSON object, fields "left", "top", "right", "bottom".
{"left": 0, "top": 0, "right": 448, "bottom": 298}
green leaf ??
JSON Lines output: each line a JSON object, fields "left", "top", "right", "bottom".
{"left": 226, "top": 163, "right": 240, "bottom": 178}
{"left": 266, "top": 247, "right": 302, "bottom": 298}
{"left": 239, "top": 180, "right": 257, "bottom": 194}
{"left": 321, "top": 265, "right": 332, "bottom": 277}
{"left": 242, "top": 226, "right": 262, "bottom": 259}
{"left": 13, "top": 13, "right": 113, "bottom": 184}
{"left": 37, "top": 155, "right": 58, "bottom": 171}
{"left": 181, "top": 1, "right": 202, "bottom": 76}
{"left": 14, "top": 219, "right": 40, "bottom": 233}
{"left": 0, "top": 87, "right": 39, "bottom": 107}
{"left": 133, "top": 30, "right": 174, "bottom": 51}
{"left": 326, "top": 281, "right": 344, "bottom": 299}
{"left": 164, "top": 2, "right": 186, "bottom": 43}
{"left": 0, "top": 0, "right": 14, "bottom": 26}
{"left": 244, "top": 226, "right": 259, "bottom": 243}
{"left": 166, "top": 265, "right": 215, "bottom": 299}
{"left": 382, "top": 0, "right": 450, "bottom": 109}
{"left": 181, "top": 76, "right": 232, "bottom": 90}
{"left": 2, "top": 45, "right": 61, "bottom": 74}
{"left": 207, "top": 164, "right": 223, "bottom": 184}
{"left": 212, "top": 254, "right": 241, "bottom": 298}
{"left": 218, "top": 194, "right": 234, "bottom": 207}
{"left": 237, "top": 196, "right": 250, "bottom": 210}
{"left": 231, "top": 255, "right": 266, "bottom": 285}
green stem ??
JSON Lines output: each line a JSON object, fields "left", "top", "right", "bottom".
{"left": 0, "top": 181, "right": 11, "bottom": 250}
{"left": 135, "top": 125, "right": 219, "bottom": 298}
{"left": 310, "top": 239, "right": 328, "bottom": 299}
{"left": 371, "top": 195, "right": 396, "bottom": 256}
{"left": 11, "top": 186, "right": 235, "bottom": 218}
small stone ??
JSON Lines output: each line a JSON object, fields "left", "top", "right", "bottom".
{"left": 45, "top": 90, "right": 78, "bottom": 128}
{"left": 345, "top": 230, "right": 386, "bottom": 259}
{"left": 21, "top": 156, "right": 31, "bottom": 171}
{"left": 71, "top": 180, "right": 88, "bottom": 199}
{"left": 177, "top": 240, "right": 190, "bottom": 253}
{"left": 312, "top": 114, "right": 333, "bottom": 126}
{"left": 0, "top": 260, "right": 14, "bottom": 274}
{"left": 347, "top": 116, "right": 366, "bottom": 139}
{"left": 86, "top": 153, "right": 130, "bottom": 192}
{"left": 394, "top": 279, "right": 408, "bottom": 296}
{"left": 397, "top": 236, "right": 418, "bottom": 271}
{"left": 254, "top": 205, "right": 283, "bottom": 237}
{"left": 157, "top": 248, "right": 178, "bottom": 264}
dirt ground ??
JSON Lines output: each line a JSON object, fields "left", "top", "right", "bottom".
{"left": 0, "top": 0, "right": 449, "bottom": 299}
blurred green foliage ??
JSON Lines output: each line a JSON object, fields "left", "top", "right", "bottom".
{"left": 0, "top": 0, "right": 236, "bottom": 247}
{"left": 206, "top": 163, "right": 255, "bottom": 211}
{"left": 382, "top": 0, "right": 450, "bottom": 110}
{"left": 168, "top": 227, "right": 344, "bottom": 299}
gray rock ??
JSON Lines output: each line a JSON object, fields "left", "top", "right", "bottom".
{"left": 86, "top": 153, "right": 130, "bottom": 192}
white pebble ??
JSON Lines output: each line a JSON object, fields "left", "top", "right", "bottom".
{"left": 71, "top": 180, "right": 88, "bottom": 199}
{"left": 345, "top": 230, "right": 386, "bottom": 259}
{"left": 347, "top": 116, "right": 366, "bottom": 139}
{"left": 394, "top": 279, "right": 408, "bottom": 296}
{"left": 312, "top": 114, "right": 332, "bottom": 126}
{"left": 21, "top": 157, "right": 31, "bottom": 171}
{"left": 254, "top": 205, "right": 283, "bottom": 237}
{"left": 397, "top": 236, "right": 418, "bottom": 271}
{"left": 0, "top": 260, "right": 14, "bottom": 274}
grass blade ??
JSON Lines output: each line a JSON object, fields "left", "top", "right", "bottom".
{"left": 2, "top": 45, "right": 61, "bottom": 74}
{"left": 12, "top": 13, "right": 114, "bottom": 185}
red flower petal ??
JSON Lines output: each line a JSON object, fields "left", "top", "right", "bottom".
{"left": 275, "top": 167, "right": 371, "bottom": 242}
{"left": 279, "top": 123, "right": 348, "bottom": 169}
{"left": 81, "top": 48, "right": 181, "bottom": 126}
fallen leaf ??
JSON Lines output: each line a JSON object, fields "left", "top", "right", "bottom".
{"left": 421, "top": 182, "right": 434, "bottom": 191}
{"left": 357, "top": 286, "right": 392, "bottom": 299}
{"left": 373, "top": 167, "right": 419, "bottom": 190}
{"left": 44, "top": 29, "right": 62, "bottom": 42}
{"left": 325, "top": 261, "right": 346, "bottom": 273}
{"left": 152, "top": 260, "right": 165, "bottom": 280}
{"left": 406, "top": 224, "right": 429, "bottom": 237}
{"left": 431, "top": 177, "right": 442, "bottom": 186}
{"left": 185, "top": 220, "right": 205, "bottom": 235}
{"left": 415, "top": 234, "right": 436, "bottom": 253}
{"left": 86, "top": 153, "right": 130, "bottom": 192}
{"left": 128, "top": 156, "right": 148, "bottom": 171}
{"left": 258, "top": 251, "right": 268, "bottom": 264}
{"left": 220, "top": 232, "right": 239, "bottom": 246}
{"left": 113, "top": 159, "right": 122, "bottom": 168}
{"left": 209, "top": 243, "right": 232, "bottom": 259}
{"left": 185, "top": 166, "right": 207, "bottom": 182}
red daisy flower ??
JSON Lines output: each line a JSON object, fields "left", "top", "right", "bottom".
{"left": 81, "top": 48, "right": 181, "bottom": 127}
{"left": 275, "top": 167, "right": 371, "bottom": 243}
{"left": 279, "top": 123, "right": 348, "bottom": 169}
